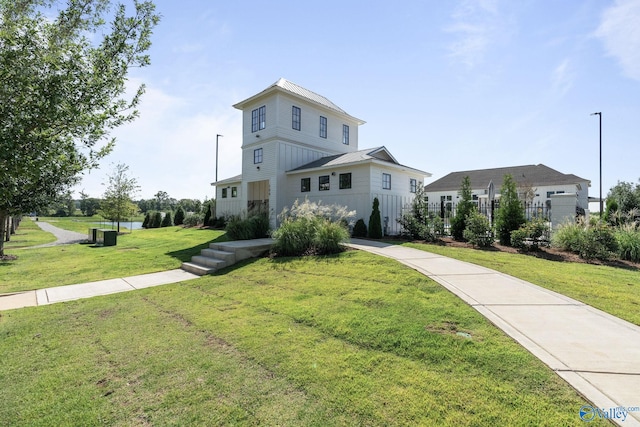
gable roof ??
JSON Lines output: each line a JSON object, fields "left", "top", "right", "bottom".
{"left": 287, "top": 146, "right": 429, "bottom": 176}
{"left": 423, "top": 164, "right": 589, "bottom": 192}
{"left": 233, "top": 78, "right": 365, "bottom": 124}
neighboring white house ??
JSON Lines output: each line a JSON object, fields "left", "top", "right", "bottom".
{"left": 423, "top": 164, "right": 591, "bottom": 214}
{"left": 213, "top": 78, "right": 430, "bottom": 235}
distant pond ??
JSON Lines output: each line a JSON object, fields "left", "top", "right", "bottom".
{"left": 90, "top": 221, "right": 144, "bottom": 230}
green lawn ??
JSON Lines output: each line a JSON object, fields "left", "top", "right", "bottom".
{"left": 0, "top": 251, "right": 603, "bottom": 426}
{"left": 404, "top": 242, "right": 640, "bottom": 326}
{"left": 0, "top": 219, "right": 226, "bottom": 294}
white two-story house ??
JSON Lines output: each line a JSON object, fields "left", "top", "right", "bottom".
{"left": 213, "top": 78, "right": 430, "bottom": 235}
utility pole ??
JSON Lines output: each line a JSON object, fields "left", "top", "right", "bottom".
{"left": 591, "top": 112, "right": 602, "bottom": 214}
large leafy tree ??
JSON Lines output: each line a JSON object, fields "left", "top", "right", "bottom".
{"left": 100, "top": 163, "right": 139, "bottom": 233}
{"left": 0, "top": 0, "right": 159, "bottom": 256}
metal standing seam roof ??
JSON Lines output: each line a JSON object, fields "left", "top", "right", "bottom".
{"left": 287, "top": 147, "right": 429, "bottom": 175}
{"left": 423, "top": 164, "right": 590, "bottom": 192}
{"left": 233, "top": 78, "right": 365, "bottom": 124}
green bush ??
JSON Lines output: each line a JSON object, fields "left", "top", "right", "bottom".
{"left": 161, "top": 212, "right": 172, "bottom": 227}
{"left": 142, "top": 212, "right": 151, "bottom": 229}
{"left": 368, "top": 198, "right": 383, "bottom": 239}
{"left": 271, "top": 199, "right": 354, "bottom": 256}
{"left": 174, "top": 206, "right": 185, "bottom": 226}
{"left": 225, "top": 212, "right": 270, "bottom": 240}
{"left": 451, "top": 176, "right": 474, "bottom": 241}
{"left": 203, "top": 203, "right": 212, "bottom": 227}
{"left": 352, "top": 218, "right": 367, "bottom": 238}
{"left": 615, "top": 225, "right": 640, "bottom": 262}
{"left": 397, "top": 211, "right": 444, "bottom": 242}
{"left": 552, "top": 220, "right": 617, "bottom": 261}
{"left": 510, "top": 218, "right": 549, "bottom": 251}
{"left": 463, "top": 211, "right": 493, "bottom": 247}
{"left": 495, "top": 174, "right": 526, "bottom": 245}
{"left": 182, "top": 213, "right": 203, "bottom": 228}
{"left": 150, "top": 211, "right": 162, "bottom": 229}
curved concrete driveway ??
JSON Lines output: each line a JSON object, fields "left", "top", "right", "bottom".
{"left": 348, "top": 239, "right": 640, "bottom": 427}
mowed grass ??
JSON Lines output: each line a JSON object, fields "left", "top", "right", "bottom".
{"left": 0, "top": 251, "right": 603, "bottom": 426}
{"left": 403, "top": 242, "right": 640, "bottom": 326}
{"left": 0, "top": 219, "right": 225, "bottom": 294}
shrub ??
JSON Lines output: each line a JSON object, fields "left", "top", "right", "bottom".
{"left": 271, "top": 199, "right": 354, "bottom": 256}
{"left": 510, "top": 217, "right": 549, "bottom": 251}
{"left": 150, "top": 212, "right": 162, "bottom": 229}
{"left": 182, "top": 213, "right": 203, "bottom": 228}
{"left": 463, "top": 210, "right": 493, "bottom": 247}
{"left": 212, "top": 216, "right": 226, "bottom": 229}
{"left": 161, "top": 212, "right": 172, "bottom": 227}
{"left": 368, "top": 198, "right": 383, "bottom": 239}
{"left": 174, "top": 206, "right": 185, "bottom": 226}
{"left": 225, "top": 212, "right": 270, "bottom": 240}
{"left": 397, "top": 183, "right": 444, "bottom": 242}
{"left": 203, "top": 203, "right": 212, "bottom": 227}
{"left": 451, "top": 176, "right": 474, "bottom": 241}
{"left": 142, "top": 212, "right": 151, "bottom": 229}
{"left": 615, "top": 225, "right": 640, "bottom": 263}
{"left": 352, "top": 218, "right": 367, "bottom": 238}
{"left": 495, "top": 174, "right": 526, "bottom": 245}
{"left": 552, "top": 219, "right": 617, "bottom": 261}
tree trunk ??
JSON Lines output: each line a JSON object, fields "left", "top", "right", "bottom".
{"left": 0, "top": 210, "right": 7, "bottom": 257}
{"left": 4, "top": 216, "right": 9, "bottom": 242}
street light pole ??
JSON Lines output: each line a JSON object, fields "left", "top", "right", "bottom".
{"left": 215, "top": 134, "right": 223, "bottom": 183}
{"left": 591, "top": 113, "right": 602, "bottom": 214}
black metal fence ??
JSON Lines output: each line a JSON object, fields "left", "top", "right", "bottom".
{"left": 420, "top": 200, "right": 551, "bottom": 230}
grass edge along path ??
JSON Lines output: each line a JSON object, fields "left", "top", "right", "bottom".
{"left": 0, "top": 221, "right": 225, "bottom": 294}
{"left": 0, "top": 251, "right": 606, "bottom": 426}
{"left": 403, "top": 241, "right": 640, "bottom": 327}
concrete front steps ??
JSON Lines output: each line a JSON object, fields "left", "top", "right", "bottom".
{"left": 181, "top": 238, "right": 274, "bottom": 276}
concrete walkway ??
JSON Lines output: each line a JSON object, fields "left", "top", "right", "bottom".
{"left": 31, "top": 220, "right": 88, "bottom": 247}
{"left": 347, "top": 239, "right": 640, "bottom": 426}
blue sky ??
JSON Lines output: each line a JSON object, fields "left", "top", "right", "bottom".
{"left": 75, "top": 0, "right": 640, "bottom": 210}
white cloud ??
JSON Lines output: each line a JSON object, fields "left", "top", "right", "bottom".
{"left": 551, "top": 58, "right": 574, "bottom": 97}
{"left": 445, "top": 0, "right": 503, "bottom": 68}
{"left": 596, "top": 0, "right": 640, "bottom": 80}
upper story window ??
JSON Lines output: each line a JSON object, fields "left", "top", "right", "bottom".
{"left": 342, "top": 124, "right": 349, "bottom": 145}
{"left": 320, "top": 116, "right": 327, "bottom": 138}
{"left": 254, "top": 148, "right": 263, "bottom": 164}
{"left": 292, "top": 106, "right": 301, "bottom": 131}
{"left": 382, "top": 173, "right": 391, "bottom": 190}
{"left": 410, "top": 178, "right": 417, "bottom": 193}
{"left": 339, "top": 173, "right": 352, "bottom": 189}
{"left": 251, "top": 106, "right": 266, "bottom": 132}
{"left": 301, "top": 178, "right": 311, "bottom": 192}
{"left": 319, "top": 175, "right": 330, "bottom": 191}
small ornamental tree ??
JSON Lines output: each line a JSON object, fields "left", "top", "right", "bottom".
{"left": 352, "top": 218, "right": 367, "bottom": 238}
{"left": 161, "top": 212, "right": 172, "bottom": 227}
{"left": 142, "top": 212, "right": 151, "bottom": 229}
{"left": 150, "top": 212, "right": 162, "bottom": 229}
{"left": 203, "top": 202, "right": 212, "bottom": 227}
{"left": 174, "top": 206, "right": 185, "bottom": 225}
{"left": 495, "top": 174, "right": 526, "bottom": 245}
{"left": 368, "top": 198, "right": 383, "bottom": 239}
{"left": 451, "top": 176, "right": 474, "bottom": 241}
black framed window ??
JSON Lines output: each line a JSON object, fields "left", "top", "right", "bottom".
{"left": 339, "top": 173, "right": 351, "bottom": 189}
{"left": 410, "top": 178, "right": 417, "bottom": 193}
{"left": 301, "top": 178, "right": 311, "bottom": 192}
{"left": 342, "top": 124, "right": 349, "bottom": 145}
{"left": 382, "top": 173, "right": 391, "bottom": 190}
{"left": 320, "top": 116, "right": 327, "bottom": 138}
{"left": 319, "top": 175, "right": 330, "bottom": 191}
{"left": 252, "top": 106, "right": 266, "bottom": 132}
{"left": 292, "top": 106, "right": 301, "bottom": 130}
{"left": 254, "top": 148, "right": 263, "bottom": 164}
{"left": 221, "top": 188, "right": 228, "bottom": 198}
{"left": 231, "top": 187, "right": 238, "bottom": 197}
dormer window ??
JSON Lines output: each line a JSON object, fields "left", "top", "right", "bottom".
{"left": 252, "top": 106, "right": 266, "bottom": 132}
{"left": 292, "top": 106, "right": 301, "bottom": 131}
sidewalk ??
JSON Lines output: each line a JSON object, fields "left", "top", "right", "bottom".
{"left": 347, "top": 239, "right": 640, "bottom": 426}
{"left": 0, "top": 269, "right": 199, "bottom": 310}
